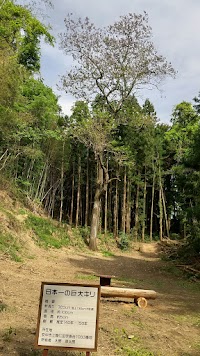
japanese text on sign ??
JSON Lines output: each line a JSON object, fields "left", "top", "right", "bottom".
{"left": 35, "top": 283, "right": 100, "bottom": 351}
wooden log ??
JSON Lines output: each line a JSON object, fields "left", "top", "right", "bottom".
{"left": 135, "top": 297, "right": 148, "bottom": 309}
{"left": 176, "top": 265, "right": 200, "bottom": 275}
{"left": 42, "top": 350, "right": 48, "bottom": 356}
{"left": 101, "top": 286, "right": 157, "bottom": 300}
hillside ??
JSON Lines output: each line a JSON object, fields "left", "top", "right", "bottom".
{"left": 0, "top": 189, "right": 200, "bottom": 356}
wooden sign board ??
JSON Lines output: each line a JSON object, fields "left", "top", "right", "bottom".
{"left": 35, "top": 282, "right": 100, "bottom": 352}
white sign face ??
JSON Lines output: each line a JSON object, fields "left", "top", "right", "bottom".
{"left": 36, "top": 283, "right": 100, "bottom": 350}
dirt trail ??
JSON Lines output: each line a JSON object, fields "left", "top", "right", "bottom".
{"left": 0, "top": 243, "right": 200, "bottom": 356}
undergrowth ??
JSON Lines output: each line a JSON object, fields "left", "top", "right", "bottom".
{"left": 113, "top": 328, "right": 156, "bottom": 356}
{"left": 0, "top": 231, "right": 22, "bottom": 261}
{"left": 0, "top": 302, "right": 7, "bottom": 312}
{"left": 26, "top": 214, "right": 70, "bottom": 249}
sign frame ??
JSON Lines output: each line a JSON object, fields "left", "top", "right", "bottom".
{"left": 35, "top": 282, "right": 101, "bottom": 352}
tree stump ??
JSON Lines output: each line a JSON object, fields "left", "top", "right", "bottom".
{"left": 135, "top": 297, "right": 148, "bottom": 309}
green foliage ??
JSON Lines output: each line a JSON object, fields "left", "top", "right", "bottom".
{"left": 187, "top": 223, "right": 200, "bottom": 254}
{"left": 114, "top": 328, "right": 155, "bottom": 356}
{"left": 26, "top": 214, "right": 70, "bottom": 248}
{"left": 70, "top": 228, "right": 89, "bottom": 249}
{"left": 75, "top": 274, "right": 98, "bottom": 282}
{"left": 0, "top": 0, "right": 61, "bottom": 209}
{"left": 160, "top": 264, "right": 183, "bottom": 277}
{"left": 0, "top": 231, "right": 22, "bottom": 261}
{"left": 115, "top": 276, "right": 142, "bottom": 285}
{"left": 97, "top": 232, "right": 117, "bottom": 253}
{"left": 0, "top": 302, "right": 7, "bottom": 312}
{"left": 2, "top": 326, "right": 16, "bottom": 341}
{"left": 174, "top": 314, "right": 200, "bottom": 328}
{"left": 170, "top": 233, "right": 182, "bottom": 240}
{"left": 119, "top": 348, "right": 155, "bottom": 356}
{"left": 118, "top": 232, "right": 130, "bottom": 250}
{"left": 78, "top": 226, "right": 90, "bottom": 244}
{"left": 0, "top": 0, "right": 54, "bottom": 72}
{"left": 1, "top": 0, "right": 200, "bottom": 263}
{"left": 19, "top": 78, "right": 60, "bottom": 128}
{"left": 27, "top": 350, "right": 41, "bottom": 356}
{"left": 70, "top": 100, "right": 91, "bottom": 124}
{"left": 101, "top": 250, "right": 115, "bottom": 257}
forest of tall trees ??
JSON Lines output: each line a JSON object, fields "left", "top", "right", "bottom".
{"left": 1, "top": 1, "right": 200, "bottom": 254}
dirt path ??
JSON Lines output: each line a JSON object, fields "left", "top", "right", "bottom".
{"left": 0, "top": 244, "right": 200, "bottom": 356}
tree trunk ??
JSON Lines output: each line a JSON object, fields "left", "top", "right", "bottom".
{"left": 126, "top": 176, "right": 131, "bottom": 234}
{"left": 104, "top": 161, "right": 108, "bottom": 235}
{"left": 47, "top": 171, "right": 53, "bottom": 216}
{"left": 158, "top": 161, "right": 164, "bottom": 241}
{"left": 121, "top": 166, "right": 127, "bottom": 234}
{"left": 183, "top": 223, "right": 186, "bottom": 240}
{"left": 70, "top": 161, "right": 75, "bottom": 225}
{"left": 142, "top": 169, "right": 147, "bottom": 242}
{"left": 113, "top": 167, "right": 119, "bottom": 239}
{"left": 75, "top": 155, "right": 81, "bottom": 228}
{"left": 159, "top": 187, "right": 163, "bottom": 241}
{"left": 85, "top": 149, "right": 89, "bottom": 226}
{"left": 108, "top": 180, "right": 112, "bottom": 232}
{"left": 134, "top": 181, "right": 140, "bottom": 242}
{"left": 50, "top": 187, "right": 57, "bottom": 219}
{"left": 89, "top": 155, "right": 104, "bottom": 251}
{"left": 89, "top": 158, "right": 103, "bottom": 250}
{"left": 150, "top": 164, "right": 155, "bottom": 242}
{"left": 161, "top": 185, "right": 170, "bottom": 238}
{"left": 59, "top": 140, "right": 65, "bottom": 224}
{"left": 101, "top": 286, "right": 157, "bottom": 300}
{"left": 35, "top": 161, "right": 48, "bottom": 200}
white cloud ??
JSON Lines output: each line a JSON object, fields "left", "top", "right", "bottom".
{"left": 58, "top": 95, "right": 74, "bottom": 116}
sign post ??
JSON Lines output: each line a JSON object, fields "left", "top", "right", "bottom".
{"left": 35, "top": 282, "right": 100, "bottom": 354}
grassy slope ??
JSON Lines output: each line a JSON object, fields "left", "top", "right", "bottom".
{"left": 0, "top": 187, "right": 118, "bottom": 262}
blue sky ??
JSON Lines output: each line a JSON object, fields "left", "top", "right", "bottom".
{"left": 21, "top": 0, "right": 200, "bottom": 123}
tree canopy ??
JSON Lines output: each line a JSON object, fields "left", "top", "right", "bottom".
{"left": 60, "top": 12, "right": 175, "bottom": 115}
{"left": 1, "top": 2, "right": 200, "bottom": 257}
{"left": 0, "top": 0, "right": 54, "bottom": 71}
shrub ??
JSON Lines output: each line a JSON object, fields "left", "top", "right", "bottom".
{"left": 118, "top": 232, "right": 130, "bottom": 251}
{"left": 26, "top": 214, "right": 70, "bottom": 248}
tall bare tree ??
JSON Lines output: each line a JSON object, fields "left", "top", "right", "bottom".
{"left": 60, "top": 13, "right": 175, "bottom": 250}
{"left": 60, "top": 13, "right": 175, "bottom": 112}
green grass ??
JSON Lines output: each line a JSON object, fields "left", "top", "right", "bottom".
{"left": 28, "top": 351, "right": 41, "bottom": 356}
{"left": 160, "top": 264, "right": 183, "bottom": 277}
{"left": 194, "top": 342, "right": 200, "bottom": 350}
{"left": 115, "top": 276, "right": 143, "bottom": 285}
{"left": 26, "top": 214, "right": 70, "bottom": 249}
{"left": 75, "top": 273, "right": 99, "bottom": 282}
{"left": 18, "top": 208, "right": 27, "bottom": 215}
{"left": 70, "top": 227, "right": 89, "bottom": 249}
{"left": 0, "top": 205, "right": 21, "bottom": 232}
{"left": 113, "top": 328, "right": 156, "bottom": 356}
{"left": 0, "top": 232, "right": 22, "bottom": 261}
{"left": 119, "top": 348, "right": 156, "bottom": 356}
{"left": 0, "top": 302, "right": 7, "bottom": 312}
{"left": 98, "top": 231, "right": 119, "bottom": 251}
{"left": 176, "top": 279, "right": 200, "bottom": 292}
{"left": 174, "top": 313, "right": 200, "bottom": 327}
{"left": 2, "top": 327, "right": 16, "bottom": 342}
{"left": 101, "top": 249, "right": 115, "bottom": 257}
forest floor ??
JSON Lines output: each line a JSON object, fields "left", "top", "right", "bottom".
{"left": 0, "top": 238, "right": 200, "bottom": 356}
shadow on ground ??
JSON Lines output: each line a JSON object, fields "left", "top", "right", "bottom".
{"left": 68, "top": 252, "right": 200, "bottom": 318}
